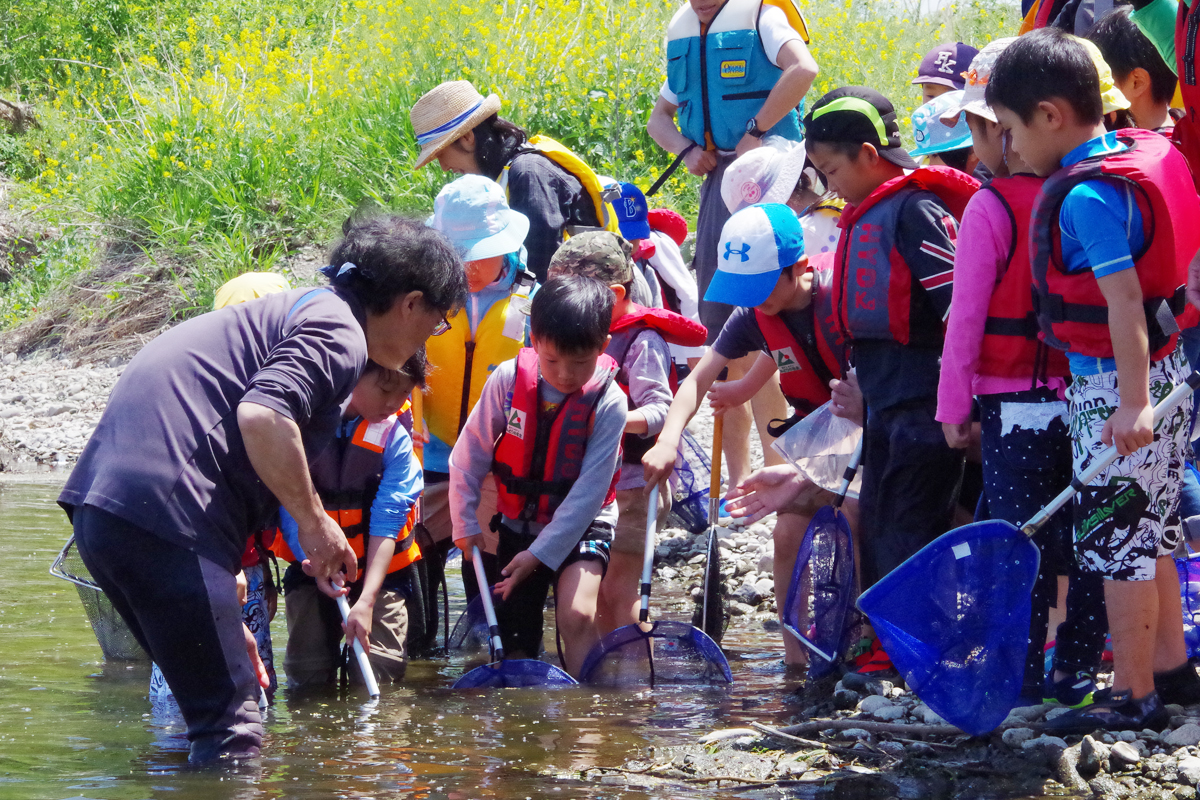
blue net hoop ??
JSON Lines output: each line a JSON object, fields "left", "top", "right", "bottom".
{"left": 451, "top": 659, "right": 578, "bottom": 689}
{"left": 783, "top": 505, "right": 856, "bottom": 679}
{"left": 857, "top": 520, "right": 1040, "bottom": 736}
{"left": 579, "top": 620, "right": 732, "bottom": 687}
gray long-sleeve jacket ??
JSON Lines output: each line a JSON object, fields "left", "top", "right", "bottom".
{"left": 448, "top": 356, "right": 626, "bottom": 570}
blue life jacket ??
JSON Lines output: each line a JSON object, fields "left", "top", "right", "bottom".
{"left": 665, "top": 0, "right": 802, "bottom": 152}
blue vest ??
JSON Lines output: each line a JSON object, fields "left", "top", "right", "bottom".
{"left": 665, "top": 0, "right": 802, "bottom": 152}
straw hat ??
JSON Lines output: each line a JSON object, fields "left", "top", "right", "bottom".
{"left": 410, "top": 80, "right": 502, "bottom": 170}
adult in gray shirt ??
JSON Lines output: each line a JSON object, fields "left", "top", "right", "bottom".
{"left": 58, "top": 216, "right": 465, "bottom": 764}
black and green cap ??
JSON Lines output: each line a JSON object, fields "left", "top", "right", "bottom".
{"left": 804, "top": 86, "right": 919, "bottom": 170}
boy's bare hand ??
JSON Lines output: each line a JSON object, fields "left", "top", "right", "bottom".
{"left": 942, "top": 422, "right": 972, "bottom": 450}
{"left": 1102, "top": 402, "right": 1155, "bottom": 456}
{"left": 685, "top": 147, "right": 718, "bottom": 176}
{"left": 244, "top": 622, "right": 270, "bottom": 689}
{"left": 642, "top": 440, "right": 677, "bottom": 495}
{"left": 735, "top": 133, "right": 763, "bottom": 158}
{"left": 1186, "top": 246, "right": 1200, "bottom": 311}
{"left": 829, "top": 374, "right": 865, "bottom": 426}
{"left": 343, "top": 600, "right": 373, "bottom": 653}
{"left": 707, "top": 380, "right": 755, "bottom": 415}
{"left": 456, "top": 534, "right": 485, "bottom": 560}
{"left": 725, "top": 465, "right": 807, "bottom": 524}
{"left": 495, "top": 550, "right": 541, "bottom": 600}
{"left": 236, "top": 570, "right": 249, "bottom": 606}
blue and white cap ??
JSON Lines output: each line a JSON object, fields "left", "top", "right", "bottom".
{"left": 428, "top": 174, "right": 530, "bottom": 262}
{"left": 910, "top": 91, "right": 973, "bottom": 157}
{"left": 705, "top": 203, "right": 805, "bottom": 308}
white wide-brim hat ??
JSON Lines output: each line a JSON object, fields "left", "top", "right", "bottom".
{"left": 721, "top": 137, "right": 808, "bottom": 214}
{"left": 410, "top": 80, "right": 503, "bottom": 170}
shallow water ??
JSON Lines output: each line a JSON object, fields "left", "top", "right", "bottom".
{"left": 0, "top": 479, "right": 801, "bottom": 800}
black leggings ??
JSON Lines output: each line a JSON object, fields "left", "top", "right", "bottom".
{"left": 72, "top": 505, "right": 262, "bottom": 764}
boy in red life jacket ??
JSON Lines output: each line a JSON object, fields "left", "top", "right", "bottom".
{"left": 644, "top": 203, "right": 854, "bottom": 667}
{"left": 1089, "top": 7, "right": 1181, "bottom": 135}
{"left": 276, "top": 354, "right": 426, "bottom": 690}
{"left": 546, "top": 231, "right": 708, "bottom": 634}
{"left": 802, "top": 87, "right": 979, "bottom": 597}
{"left": 989, "top": 28, "right": 1200, "bottom": 732}
{"left": 936, "top": 37, "right": 1108, "bottom": 709}
{"left": 449, "top": 275, "right": 627, "bottom": 676}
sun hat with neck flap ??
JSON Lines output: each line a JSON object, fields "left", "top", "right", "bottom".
{"left": 410, "top": 80, "right": 503, "bottom": 170}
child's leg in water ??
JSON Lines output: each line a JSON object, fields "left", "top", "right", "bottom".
{"left": 556, "top": 560, "right": 605, "bottom": 677}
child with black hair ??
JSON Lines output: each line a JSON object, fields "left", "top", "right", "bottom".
{"left": 547, "top": 231, "right": 707, "bottom": 635}
{"left": 1088, "top": 6, "right": 1180, "bottom": 134}
{"left": 449, "top": 275, "right": 626, "bottom": 676}
{"left": 988, "top": 26, "right": 1200, "bottom": 731}
{"left": 802, "top": 87, "right": 979, "bottom": 616}
{"left": 276, "top": 352, "right": 427, "bottom": 690}
{"left": 936, "top": 36, "right": 1108, "bottom": 708}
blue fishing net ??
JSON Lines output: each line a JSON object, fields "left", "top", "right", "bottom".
{"left": 578, "top": 620, "right": 732, "bottom": 687}
{"left": 1176, "top": 554, "right": 1200, "bottom": 659}
{"left": 451, "top": 659, "right": 578, "bottom": 689}
{"left": 783, "top": 505, "right": 856, "bottom": 679}
{"left": 857, "top": 520, "right": 1040, "bottom": 737}
{"left": 671, "top": 429, "right": 712, "bottom": 533}
{"left": 448, "top": 595, "right": 488, "bottom": 652}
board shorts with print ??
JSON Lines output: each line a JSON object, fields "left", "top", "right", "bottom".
{"left": 1069, "top": 348, "right": 1192, "bottom": 581}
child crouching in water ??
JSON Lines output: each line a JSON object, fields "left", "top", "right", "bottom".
{"left": 277, "top": 353, "right": 426, "bottom": 690}
{"left": 546, "top": 232, "right": 707, "bottom": 634}
{"left": 450, "top": 275, "right": 627, "bottom": 676}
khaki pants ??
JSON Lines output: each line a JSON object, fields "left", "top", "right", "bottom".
{"left": 612, "top": 486, "right": 670, "bottom": 556}
{"left": 283, "top": 582, "right": 408, "bottom": 690}
{"left": 422, "top": 476, "right": 500, "bottom": 554}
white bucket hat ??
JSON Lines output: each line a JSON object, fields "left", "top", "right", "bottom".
{"left": 721, "top": 137, "right": 809, "bottom": 214}
{"left": 410, "top": 80, "right": 502, "bottom": 170}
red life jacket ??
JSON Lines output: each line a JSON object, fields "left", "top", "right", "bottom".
{"left": 491, "top": 348, "right": 620, "bottom": 525}
{"left": 831, "top": 166, "right": 979, "bottom": 347}
{"left": 1031, "top": 129, "right": 1200, "bottom": 361}
{"left": 270, "top": 415, "right": 421, "bottom": 574}
{"left": 608, "top": 305, "right": 708, "bottom": 463}
{"left": 977, "top": 176, "right": 1071, "bottom": 381}
{"left": 1174, "top": 0, "right": 1200, "bottom": 190}
{"left": 753, "top": 254, "right": 845, "bottom": 416}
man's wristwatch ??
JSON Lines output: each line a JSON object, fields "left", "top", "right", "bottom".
{"left": 746, "top": 118, "right": 766, "bottom": 138}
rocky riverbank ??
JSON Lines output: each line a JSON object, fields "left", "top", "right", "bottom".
{"left": 0, "top": 351, "right": 125, "bottom": 472}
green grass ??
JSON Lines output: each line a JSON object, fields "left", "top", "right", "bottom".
{"left": 0, "top": 0, "right": 1018, "bottom": 328}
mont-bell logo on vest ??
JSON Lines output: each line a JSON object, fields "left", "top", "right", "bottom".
{"left": 773, "top": 347, "right": 802, "bottom": 374}
{"left": 506, "top": 408, "right": 526, "bottom": 439}
{"left": 724, "top": 241, "right": 751, "bottom": 262}
{"left": 720, "top": 60, "right": 747, "bottom": 79}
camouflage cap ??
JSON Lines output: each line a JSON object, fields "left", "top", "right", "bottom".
{"left": 547, "top": 230, "right": 634, "bottom": 285}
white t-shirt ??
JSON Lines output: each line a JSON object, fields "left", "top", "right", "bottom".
{"left": 658, "top": 5, "right": 802, "bottom": 106}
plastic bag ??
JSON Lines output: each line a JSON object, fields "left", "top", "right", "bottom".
{"left": 770, "top": 400, "right": 862, "bottom": 499}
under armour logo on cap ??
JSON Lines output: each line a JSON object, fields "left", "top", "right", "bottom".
{"left": 724, "top": 242, "right": 751, "bottom": 262}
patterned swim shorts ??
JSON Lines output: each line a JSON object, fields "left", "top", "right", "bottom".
{"left": 1069, "top": 348, "right": 1192, "bottom": 581}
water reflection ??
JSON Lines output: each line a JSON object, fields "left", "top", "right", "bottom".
{"left": 0, "top": 479, "right": 794, "bottom": 800}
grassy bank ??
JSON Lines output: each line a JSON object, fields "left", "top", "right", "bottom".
{"left": 0, "top": 0, "right": 1017, "bottom": 336}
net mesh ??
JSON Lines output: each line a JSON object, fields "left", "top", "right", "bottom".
{"left": 1177, "top": 555, "right": 1200, "bottom": 659}
{"left": 451, "top": 659, "right": 578, "bottom": 689}
{"left": 447, "top": 595, "right": 488, "bottom": 652}
{"left": 579, "top": 620, "right": 732, "bottom": 687}
{"left": 783, "top": 506, "right": 856, "bottom": 679}
{"left": 857, "top": 520, "right": 1040, "bottom": 736}
{"left": 670, "top": 429, "right": 712, "bottom": 533}
{"left": 692, "top": 529, "right": 728, "bottom": 643}
{"left": 49, "top": 536, "right": 148, "bottom": 662}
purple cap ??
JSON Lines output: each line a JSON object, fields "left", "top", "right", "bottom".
{"left": 912, "top": 42, "right": 979, "bottom": 90}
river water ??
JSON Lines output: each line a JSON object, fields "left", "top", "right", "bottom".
{"left": 0, "top": 479, "right": 800, "bottom": 800}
